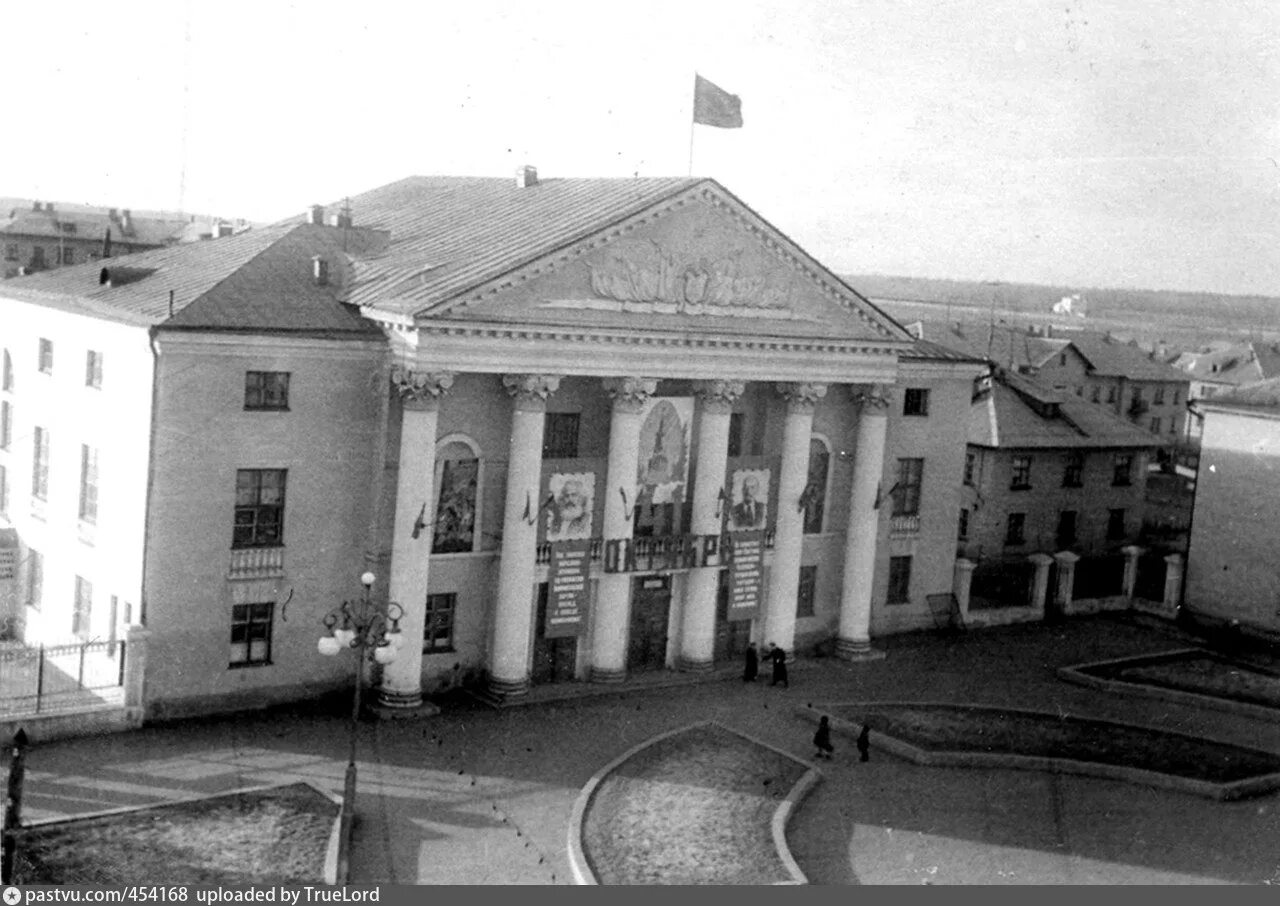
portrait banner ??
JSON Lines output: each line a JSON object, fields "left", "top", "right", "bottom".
{"left": 728, "top": 530, "right": 764, "bottom": 621}
{"left": 546, "top": 539, "right": 592, "bottom": 638}
{"left": 544, "top": 471, "right": 596, "bottom": 543}
{"left": 727, "top": 467, "right": 771, "bottom": 533}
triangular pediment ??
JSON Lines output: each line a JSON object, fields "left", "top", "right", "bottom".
{"left": 421, "top": 183, "right": 909, "bottom": 345}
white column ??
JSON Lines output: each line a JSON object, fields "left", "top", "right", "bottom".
{"left": 679, "top": 380, "right": 744, "bottom": 672}
{"left": 952, "top": 558, "right": 975, "bottom": 622}
{"left": 1053, "top": 550, "right": 1080, "bottom": 615}
{"left": 590, "top": 377, "right": 657, "bottom": 682}
{"left": 836, "top": 385, "right": 889, "bottom": 659}
{"left": 763, "top": 382, "right": 826, "bottom": 656}
{"left": 377, "top": 369, "right": 453, "bottom": 708}
{"left": 489, "top": 373, "right": 561, "bottom": 698}
{"left": 1028, "top": 553, "right": 1054, "bottom": 614}
{"left": 1121, "top": 544, "right": 1143, "bottom": 599}
{"left": 1163, "top": 553, "right": 1184, "bottom": 613}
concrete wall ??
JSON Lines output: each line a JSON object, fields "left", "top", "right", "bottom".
{"left": 1185, "top": 408, "right": 1280, "bottom": 633}
{"left": 142, "top": 331, "right": 387, "bottom": 719}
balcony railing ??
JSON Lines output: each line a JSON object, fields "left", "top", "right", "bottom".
{"left": 890, "top": 515, "right": 920, "bottom": 536}
{"left": 228, "top": 546, "right": 285, "bottom": 580}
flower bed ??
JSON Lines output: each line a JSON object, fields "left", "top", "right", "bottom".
{"left": 12, "top": 783, "right": 338, "bottom": 885}
{"left": 1085, "top": 650, "right": 1280, "bottom": 710}
{"left": 580, "top": 724, "right": 807, "bottom": 885}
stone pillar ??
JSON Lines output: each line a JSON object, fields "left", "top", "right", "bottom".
{"left": 590, "top": 377, "right": 657, "bottom": 683}
{"left": 762, "top": 382, "right": 827, "bottom": 656}
{"left": 836, "top": 385, "right": 890, "bottom": 660}
{"left": 1053, "top": 550, "right": 1080, "bottom": 614}
{"left": 378, "top": 368, "right": 453, "bottom": 708}
{"left": 1163, "top": 553, "right": 1184, "bottom": 612}
{"left": 489, "top": 373, "right": 561, "bottom": 698}
{"left": 679, "top": 380, "right": 744, "bottom": 672}
{"left": 952, "top": 557, "right": 975, "bottom": 622}
{"left": 123, "top": 624, "right": 151, "bottom": 711}
{"left": 1028, "top": 553, "right": 1054, "bottom": 614}
{"left": 1121, "top": 544, "right": 1143, "bottom": 600}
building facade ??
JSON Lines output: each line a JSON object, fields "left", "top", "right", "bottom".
{"left": 1, "top": 171, "right": 994, "bottom": 720}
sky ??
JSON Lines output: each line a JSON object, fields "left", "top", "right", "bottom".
{"left": 5, "top": 0, "right": 1279, "bottom": 297}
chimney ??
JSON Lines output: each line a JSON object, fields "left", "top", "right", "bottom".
{"left": 120, "top": 210, "right": 133, "bottom": 232}
{"left": 312, "top": 255, "right": 329, "bottom": 285}
{"left": 308, "top": 204, "right": 326, "bottom": 226}
{"left": 214, "top": 221, "right": 233, "bottom": 238}
{"left": 515, "top": 165, "right": 538, "bottom": 188}
{"left": 329, "top": 204, "right": 353, "bottom": 229}
{"left": 45, "top": 203, "right": 55, "bottom": 214}
{"left": 109, "top": 208, "right": 119, "bottom": 221}
{"left": 32, "top": 201, "right": 42, "bottom": 212}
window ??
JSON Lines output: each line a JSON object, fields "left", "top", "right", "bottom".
{"left": 72, "top": 576, "right": 93, "bottom": 640}
{"left": 232, "top": 469, "right": 286, "bottom": 548}
{"left": 1062, "top": 451, "right": 1084, "bottom": 488}
{"left": 1149, "top": 416, "right": 1161, "bottom": 434}
{"left": 3, "top": 244, "right": 16, "bottom": 261}
{"left": 79, "top": 445, "right": 99, "bottom": 524}
{"left": 796, "top": 565, "right": 817, "bottom": 618}
{"left": 958, "top": 507, "right": 969, "bottom": 540}
{"left": 85, "top": 350, "right": 103, "bottom": 389}
{"left": 727, "top": 412, "right": 744, "bottom": 458}
{"left": 1057, "top": 510, "right": 1077, "bottom": 547}
{"left": 1, "top": 400, "right": 10, "bottom": 450}
{"left": 26, "top": 549, "right": 43, "bottom": 611}
{"left": 1005, "top": 513, "right": 1026, "bottom": 546}
{"left": 424, "top": 593, "right": 456, "bottom": 652}
{"left": 1153, "top": 386, "right": 1165, "bottom": 405}
{"left": 1059, "top": 353, "right": 1067, "bottom": 366}
{"left": 2, "top": 349, "right": 11, "bottom": 390}
{"left": 31, "top": 426, "right": 49, "bottom": 500}
{"left": 1107, "top": 508, "right": 1126, "bottom": 541}
{"left": 1171, "top": 389, "right": 1180, "bottom": 406}
{"left": 60, "top": 247, "right": 75, "bottom": 265}
{"left": 1091, "top": 386, "right": 1101, "bottom": 403}
{"left": 230, "top": 602, "right": 274, "bottom": 666}
{"left": 1010, "top": 455, "right": 1032, "bottom": 490}
{"left": 542, "top": 412, "right": 580, "bottom": 459}
{"left": 1112, "top": 453, "right": 1133, "bottom": 486}
{"left": 37, "top": 338, "right": 53, "bottom": 374}
{"left": 1169, "top": 418, "right": 1178, "bottom": 435}
{"left": 1106, "top": 386, "right": 1116, "bottom": 404}
{"left": 887, "top": 556, "right": 912, "bottom": 604}
{"left": 1131, "top": 388, "right": 1144, "bottom": 407}
{"left": 31, "top": 247, "right": 46, "bottom": 268}
{"left": 244, "top": 371, "right": 290, "bottom": 410}
{"left": 903, "top": 388, "right": 930, "bottom": 416}
{"left": 1076, "top": 386, "right": 1084, "bottom": 397}
{"left": 963, "top": 451, "right": 977, "bottom": 486}
{"left": 891, "top": 458, "right": 923, "bottom": 517}
{"left": 803, "top": 439, "right": 829, "bottom": 534}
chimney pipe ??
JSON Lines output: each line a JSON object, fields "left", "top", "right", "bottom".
{"left": 313, "top": 255, "right": 329, "bottom": 285}
{"left": 32, "top": 201, "right": 41, "bottom": 212}
{"left": 515, "top": 165, "right": 538, "bottom": 188}
{"left": 120, "top": 210, "right": 133, "bottom": 232}
{"left": 214, "top": 221, "right": 233, "bottom": 238}
{"left": 308, "top": 205, "right": 326, "bottom": 226}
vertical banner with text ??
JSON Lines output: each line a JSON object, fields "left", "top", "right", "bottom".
{"left": 728, "top": 530, "right": 764, "bottom": 621}
{"left": 546, "top": 539, "right": 592, "bottom": 637}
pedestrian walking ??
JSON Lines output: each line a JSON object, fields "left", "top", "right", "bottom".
{"left": 770, "top": 643, "right": 789, "bottom": 688}
{"left": 813, "top": 715, "right": 834, "bottom": 760}
{"left": 743, "top": 642, "right": 759, "bottom": 682}
{"left": 856, "top": 724, "right": 871, "bottom": 762}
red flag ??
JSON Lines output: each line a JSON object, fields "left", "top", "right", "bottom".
{"left": 693, "top": 74, "right": 743, "bottom": 128}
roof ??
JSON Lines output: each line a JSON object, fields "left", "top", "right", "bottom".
{"left": 969, "top": 370, "right": 1159, "bottom": 450}
{"left": 2, "top": 207, "right": 184, "bottom": 247}
{"left": 900, "top": 338, "right": 988, "bottom": 363}
{"left": 1068, "top": 333, "right": 1191, "bottom": 382}
{"left": 1194, "top": 376, "right": 1280, "bottom": 416}
{"left": 1174, "top": 342, "right": 1280, "bottom": 387}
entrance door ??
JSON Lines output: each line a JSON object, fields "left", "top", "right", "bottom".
{"left": 713, "top": 569, "right": 751, "bottom": 663}
{"left": 532, "top": 583, "right": 577, "bottom": 685}
{"left": 628, "top": 575, "right": 671, "bottom": 671}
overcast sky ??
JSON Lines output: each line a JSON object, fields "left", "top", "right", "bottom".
{"left": 6, "top": 0, "right": 1278, "bottom": 296}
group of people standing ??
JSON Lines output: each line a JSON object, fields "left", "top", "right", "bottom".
{"left": 741, "top": 641, "right": 787, "bottom": 687}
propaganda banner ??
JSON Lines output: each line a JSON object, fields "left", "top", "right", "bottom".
{"left": 546, "top": 539, "right": 592, "bottom": 638}
{"left": 728, "top": 530, "right": 764, "bottom": 621}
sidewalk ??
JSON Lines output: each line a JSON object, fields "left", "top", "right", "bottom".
{"left": 14, "top": 613, "right": 1280, "bottom": 884}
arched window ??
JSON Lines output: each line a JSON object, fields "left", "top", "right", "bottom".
{"left": 432, "top": 435, "right": 482, "bottom": 554}
{"left": 803, "top": 436, "right": 831, "bottom": 534}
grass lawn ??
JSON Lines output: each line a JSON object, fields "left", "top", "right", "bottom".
{"left": 12, "top": 783, "right": 337, "bottom": 885}
{"left": 582, "top": 724, "right": 807, "bottom": 885}
{"left": 825, "top": 703, "right": 1280, "bottom": 785}
{"left": 1080, "top": 650, "right": 1280, "bottom": 710}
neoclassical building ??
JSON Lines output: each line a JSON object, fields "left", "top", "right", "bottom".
{"left": 0, "top": 169, "right": 985, "bottom": 718}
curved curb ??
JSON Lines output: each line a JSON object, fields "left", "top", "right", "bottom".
{"left": 566, "top": 719, "right": 819, "bottom": 885}
{"left": 799, "top": 701, "right": 1280, "bottom": 802}
{"left": 1057, "top": 648, "right": 1280, "bottom": 724}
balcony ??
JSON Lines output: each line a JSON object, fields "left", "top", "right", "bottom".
{"left": 228, "top": 546, "right": 285, "bottom": 580}
{"left": 890, "top": 515, "right": 920, "bottom": 537}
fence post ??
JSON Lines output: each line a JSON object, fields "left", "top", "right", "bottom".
{"left": 1052, "top": 551, "right": 1080, "bottom": 617}
{"left": 78, "top": 642, "right": 87, "bottom": 688}
{"left": 2, "top": 727, "right": 29, "bottom": 883}
{"left": 952, "top": 558, "right": 975, "bottom": 623}
{"left": 123, "top": 624, "right": 151, "bottom": 713}
{"left": 34, "top": 647, "right": 45, "bottom": 715}
{"left": 1027, "top": 553, "right": 1054, "bottom": 617}
{"left": 1121, "top": 545, "right": 1143, "bottom": 601}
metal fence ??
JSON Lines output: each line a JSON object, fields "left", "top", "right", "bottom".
{"left": 969, "top": 560, "right": 1034, "bottom": 610}
{"left": 0, "top": 639, "right": 126, "bottom": 715}
{"left": 1072, "top": 553, "right": 1127, "bottom": 601}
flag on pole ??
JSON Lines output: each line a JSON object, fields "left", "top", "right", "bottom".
{"left": 693, "top": 74, "right": 743, "bottom": 128}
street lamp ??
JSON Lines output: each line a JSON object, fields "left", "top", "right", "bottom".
{"left": 318, "top": 571, "right": 404, "bottom": 881}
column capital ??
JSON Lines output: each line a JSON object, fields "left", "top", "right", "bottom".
{"left": 850, "top": 383, "right": 892, "bottom": 411}
{"left": 391, "top": 367, "right": 455, "bottom": 410}
{"left": 775, "top": 382, "right": 827, "bottom": 413}
{"left": 503, "top": 373, "right": 562, "bottom": 412}
{"left": 694, "top": 379, "right": 745, "bottom": 414}
{"left": 1053, "top": 550, "right": 1081, "bottom": 565}
{"left": 602, "top": 376, "right": 658, "bottom": 413}
{"left": 953, "top": 557, "right": 976, "bottom": 573}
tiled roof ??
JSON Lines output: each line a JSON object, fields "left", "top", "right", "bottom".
{"left": 1067, "top": 333, "right": 1190, "bottom": 382}
{"left": 969, "top": 371, "right": 1158, "bottom": 449}
{"left": 1195, "top": 376, "right": 1280, "bottom": 414}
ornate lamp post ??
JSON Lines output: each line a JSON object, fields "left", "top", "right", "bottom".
{"left": 318, "top": 572, "right": 403, "bottom": 881}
